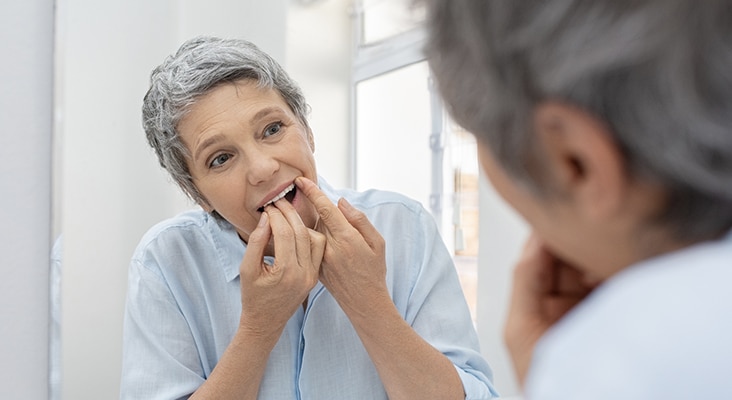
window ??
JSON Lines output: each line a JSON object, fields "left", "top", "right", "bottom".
{"left": 351, "top": 0, "right": 479, "bottom": 324}
{"left": 355, "top": 61, "right": 432, "bottom": 211}
{"left": 359, "top": 0, "right": 424, "bottom": 45}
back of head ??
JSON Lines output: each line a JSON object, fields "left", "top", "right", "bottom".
{"left": 422, "top": 0, "right": 732, "bottom": 240}
{"left": 142, "top": 36, "right": 310, "bottom": 205}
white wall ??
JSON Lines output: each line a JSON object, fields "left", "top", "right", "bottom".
{"left": 478, "top": 174, "right": 528, "bottom": 397}
{"left": 0, "top": 0, "right": 53, "bottom": 399}
{"left": 57, "top": 1, "right": 287, "bottom": 398}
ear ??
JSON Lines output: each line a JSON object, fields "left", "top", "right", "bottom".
{"left": 533, "top": 101, "right": 626, "bottom": 221}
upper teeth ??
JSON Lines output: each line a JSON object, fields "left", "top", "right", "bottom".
{"left": 263, "top": 184, "right": 295, "bottom": 208}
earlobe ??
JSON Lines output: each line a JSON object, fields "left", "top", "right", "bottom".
{"left": 533, "top": 101, "right": 626, "bottom": 220}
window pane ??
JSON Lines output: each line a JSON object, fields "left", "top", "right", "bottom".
{"left": 361, "top": 0, "right": 424, "bottom": 44}
{"left": 355, "top": 61, "right": 432, "bottom": 210}
{"left": 449, "top": 123, "right": 480, "bottom": 324}
{"left": 451, "top": 125, "right": 480, "bottom": 257}
{"left": 355, "top": 62, "right": 479, "bottom": 326}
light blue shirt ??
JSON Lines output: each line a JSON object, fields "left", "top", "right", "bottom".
{"left": 121, "top": 179, "right": 498, "bottom": 399}
{"left": 526, "top": 229, "right": 732, "bottom": 399}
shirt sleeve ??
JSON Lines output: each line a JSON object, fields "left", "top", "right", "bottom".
{"left": 402, "top": 206, "right": 500, "bottom": 399}
{"left": 120, "top": 258, "right": 205, "bottom": 400}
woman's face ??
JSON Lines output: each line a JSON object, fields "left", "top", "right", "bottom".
{"left": 177, "top": 79, "right": 319, "bottom": 252}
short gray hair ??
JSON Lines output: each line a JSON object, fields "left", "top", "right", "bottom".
{"left": 422, "top": 0, "right": 732, "bottom": 240}
{"left": 142, "top": 36, "right": 311, "bottom": 207}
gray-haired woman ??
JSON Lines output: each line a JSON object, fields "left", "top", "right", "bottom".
{"left": 120, "top": 36, "right": 498, "bottom": 399}
{"left": 422, "top": 0, "right": 732, "bottom": 399}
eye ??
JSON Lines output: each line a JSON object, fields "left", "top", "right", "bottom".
{"left": 209, "top": 153, "right": 232, "bottom": 168}
{"left": 264, "top": 122, "right": 283, "bottom": 137}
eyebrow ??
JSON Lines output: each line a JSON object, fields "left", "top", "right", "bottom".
{"left": 191, "top": 106, "right": 287, "bottom": 163}
{"left": 193, "top": 134, "right": 226, "bottom": 164}
{"left": 251, "top": 106, "right": 284, "bottom": 124}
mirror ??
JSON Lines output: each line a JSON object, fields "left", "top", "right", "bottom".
{"left": 54, "top": 0, "right": 353, "bottom": 398}
{"left": 54, "top": 0, "right": 525, "bottom": 398}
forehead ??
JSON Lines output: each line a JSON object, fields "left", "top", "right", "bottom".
{"left": 177, "top": 80, "right": 292, "bottom": 132}
{"left": 192, "top": 79, "right": 287, "bottom": 115}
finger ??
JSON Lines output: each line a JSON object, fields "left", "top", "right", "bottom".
{"left": 510, "top": 233, "right": 555, "bottom": 315}
{"left": 295, "top": 177, "right": 351, "bottom": 235}
{"left": 553, "top": 262, "right": 592, "bottom": 296}
{"left": 273, "top": 197, "right": 303, "bottom": 226}
{"left": 338, "top": 197, "right": 383, "bottom": 251}
{"left": 308, "top": 229, "right": 326, "bottom": 275}
{"left": 264, "top": 204, "right": 297, "bottom": 269}
{"left": 241, "top": 212, "right": 272, "bottom": 278}
{"left": 273, "top": 198, "right": 314, "bottom": 269}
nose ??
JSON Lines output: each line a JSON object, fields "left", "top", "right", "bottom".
{"left": 244, "top": 145, "right": 279, "bottom": 185}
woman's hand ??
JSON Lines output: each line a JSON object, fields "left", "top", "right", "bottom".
{"left": 237, "top": 198, "right": 325, "bottom": 335}
{"left": 191, "top": 201, "right": 325, "bottom": 400}
{"left": 504, "top": 233, "right": 595, "bottom": 386}
{"left": 294, "top": 176, "right": 388, "bottom": 313}
{"left": 294, "top": 177, "right": 469, "bottom": 400}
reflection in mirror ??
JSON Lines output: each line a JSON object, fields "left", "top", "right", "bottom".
{"left": 53, "top": 0, "right": 526, "bottom": 398}
{"left": 54, "top": 0, "right": 350, "bottom": 398}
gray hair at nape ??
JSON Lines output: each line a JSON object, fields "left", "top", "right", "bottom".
{"left": 421, "top": 0, "right": 732, "bottom": 241}
{"left": 142, "top": 36, "right": 311, "bottom": 208}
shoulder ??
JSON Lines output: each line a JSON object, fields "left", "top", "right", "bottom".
{"left": 319, "top": 178, "right": 426, "bottom": 221}
{"left": 136, "top": 208, "right": 211, "bottom": 243}
{"left": 131, "top": 208, "right": 226, "bottom": 267}
{"left": 528, "top": 233, "right": 732, "bottom": 398}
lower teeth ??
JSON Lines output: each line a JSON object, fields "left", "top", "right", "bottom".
{"left": 258, "top": 187, "right": 296, "bottom": 212}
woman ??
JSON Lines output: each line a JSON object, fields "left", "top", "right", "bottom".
{"left": 421, "top": 0, "right": 732, "bottom": 399}
{"left": 120, "top": 36, "right": 497, "bottom": 399}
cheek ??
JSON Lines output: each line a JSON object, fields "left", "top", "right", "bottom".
{"left": 291, "top": 189, "right": 319, "bottom": 230}
{"left": 294, "top": 147, "right": 318, "bottom": 178}
{"left": 197, "top": 182, "right": 255, "bottom": 228}
{"left": 199, "top": 182, "right": 238, "bottom": 209}
{"left": 303, "top": 201, "right": 320, "bottom": 230}
{"left": 231, "top": 214, "right": 261, "bottom": 245}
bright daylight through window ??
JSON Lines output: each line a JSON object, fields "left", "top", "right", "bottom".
{"left": 353, "top": 0, "right": 479, "bottom": 325}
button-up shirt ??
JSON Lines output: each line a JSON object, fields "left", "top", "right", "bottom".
{"left": 121, "top": 178, "right": 498, "bottom": 399}
{"left": 527, "top": 229, "right": 732, "bottom": 399}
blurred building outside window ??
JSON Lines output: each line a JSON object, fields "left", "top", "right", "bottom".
{"left": 351, "top": 0, "right": 479, "bottom": 325}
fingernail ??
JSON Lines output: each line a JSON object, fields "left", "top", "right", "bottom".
{"left": 339, "top": 197, "right": 354, "bottom": 210}
{"left": 258, "top": 212, "right": 268, "bottom": 227}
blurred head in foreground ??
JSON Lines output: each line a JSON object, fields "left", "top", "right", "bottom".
{"left": 422, "top": 0, "right": 732, "bottom": 280}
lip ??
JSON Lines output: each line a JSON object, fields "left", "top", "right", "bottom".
{"left": 257, "top": 181, "right": 296, "bottom": 210}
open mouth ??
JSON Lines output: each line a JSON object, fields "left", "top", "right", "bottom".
{"left": 258, "top": 183, "right": 296, "bottom": 212}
